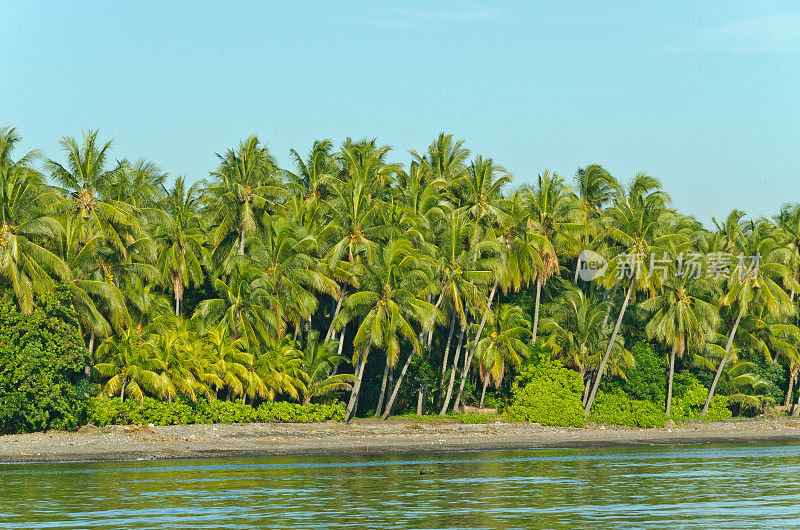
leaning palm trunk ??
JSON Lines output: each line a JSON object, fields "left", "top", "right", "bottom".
{"left": 793, "top": 388, "right": 800, "bottom": 417}
{"left": 454, "top": 279, "right": 499, "bottom": 411}
{"left": 602, "top": 282, "right": 620, "bottom": 329}
{"left": 785, "top": 367, "right": 799, "bottom": 407}
{"left": 701, "top": 310, "right": 743, "bottom": 416}
{"left": 381, "top": 347, "right": 418, "bottom": 419}
{"left": 584, "top": 281, "right": 635, "bottom": 417}
{"left": 440, "top": 324, "right": 466, "bottom": 415}
{"left": 375, "top": 357, "right": 391, "bottom": 417}
{"left": 436, "top": 312, "right": 458, "bottom": 407}
{"left": 325, "top": 288, "right": 345, "bottom": 342}
{"left": 345, "top": 343, "right": 371, "bottom": 421}
{"left": 532, "top": 278, "right": 542, "bottom": 344}
{"left": 666, "top": 346, "right": 676, "bottom": 416}
{"left": 479, "top": 378, "right": 489, "bottom": 408}
{"left": 573, "top": 255, "right": 581, "bottom": 284}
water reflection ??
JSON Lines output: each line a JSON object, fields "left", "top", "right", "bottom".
{"left": 2, "top": 443, "right": 800, "bottom": 528}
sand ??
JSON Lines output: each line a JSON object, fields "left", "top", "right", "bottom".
{"left": 2, "top": 417, "right": 800, "bottom": 464}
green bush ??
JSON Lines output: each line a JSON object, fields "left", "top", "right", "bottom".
{"left": 670, "top": 376, "right": 732, "bottom": 422}
{"left": 0, "top": 289, "right": 91, "bottom": 434}
{"left": 86, "top": 397, "right": 345, "bottom": 426}
{"left": 589, "top": 391, "right": 668, "bottom": 428}
{"left": 602, "top": 342, "right": 666, "bottom": 403}
{"left": 505, "top": 356, "right": 586, "bottom": 427}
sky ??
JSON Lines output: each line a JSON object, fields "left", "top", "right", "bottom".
{"left": 2, "top": 1, "right": 798, "bottom": 225}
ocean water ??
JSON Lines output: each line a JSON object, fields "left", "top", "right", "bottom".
{"left": 2, "top": 443, "right": 800, "bottom": 528}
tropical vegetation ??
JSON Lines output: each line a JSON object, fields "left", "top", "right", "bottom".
{"left": 1, "top": 125, "right": 798, "bottom": 432}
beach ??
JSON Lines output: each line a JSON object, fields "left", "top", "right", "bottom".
{"left": 2, "top": 417, "right": 800, "bottom": 464}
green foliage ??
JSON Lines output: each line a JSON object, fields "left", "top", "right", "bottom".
{"left": 589, "top": 391, "right": 668, "bottom": 428}
{"left": 505, "top": 355, "right": 586, "bottom": 427}
{"left": 602, "top": 342, "right": 666, "bottom": 402}
{"left": 0, "top": 289, "right": 91, "bottom": 434}
{"left": 86, "top": 397, "right": 346, "bottom": 426}
{"left": 670, "top": 375, "right": 732, "bottom": 422}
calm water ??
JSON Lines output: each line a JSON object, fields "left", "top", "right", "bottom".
{"left": 2, "top": 443, "right": 800, "bottom": 528}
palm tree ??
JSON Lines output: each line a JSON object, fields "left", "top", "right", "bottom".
{"left": 701, "top": 219, "right": 797, "bottom": 415}
{"left": 298, "top": 330, "right": 354, "bottom": 405}
{"left": 156, "top": 177, "right": 209, "bottom": 316}
{"left": 641, "top": 272, "right": 719, "bottom": 415}
{"left": 46, "top": 130, "right": 136, "bottom": 255}
{"left": 584, "top": 172, "right": 683, "bottom": 416}
{"left": 540, "top": 286, "right": 629, "bottom": 404}
{"left": 0, "top": 127, "right": 69, "bottom": 313}
{"left": 251, "top": 215, "right": 337, "bottom": 336}
{"left": 194, "top": 263, "right": 276, "bottom": 346}
{"left": 94, "top": 327, "right": 165, "bottom": 401}
{"left": 53, "top": 215, "right": 129, "bottom": 352}
{"left": 473, "top": 303, "right": 530, "bottom": 407}
{"left": 333, "top": 239, "right": 436, "bottom": 420}
{"left": 205, "top": 136, "right": 283, "bottom": 259}
{"left": 573, "top": 164, "right": 617, "bottom": 283}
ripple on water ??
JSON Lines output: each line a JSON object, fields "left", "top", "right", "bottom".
{"left": 3, "top": 443, "right": 800, "bottom": 528}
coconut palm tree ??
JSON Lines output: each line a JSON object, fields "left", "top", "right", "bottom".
{"left": 641, "top": 272, "right": 719, "bottom": 415}
{"left": 0, "top": 127, "right": 69, "bottom": 314}
{"left": 473, "top": 303, "right": 530, "bottom": 407}
{"left": 701, "top": 219, "right": 797, "bottom": 415}
{"left": 204, "top": 136, "right": 283, "bottom": 259}
{"left": 298, "top": 330, "right": 354, "bottom": 405}
{"left": 156, "top": 177, "right": 210, "bottom": 316}
{"left": 584, "top": 172, "right": 683, "bottom": 416}
{"left": 540, "top": 286, "right": 629, "bottom": 404}
{"left": 46, "top": 130, "right": 136, "bottom": 256}
{"left": 333, "top": 238, "right": 437, "bottom": 420}
{"left": 94, "top": 327, "right": 165, "bottom": 401}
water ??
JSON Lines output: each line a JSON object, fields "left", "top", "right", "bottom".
{"left": 2, "top": 443, "right": 800, "bottom": 528}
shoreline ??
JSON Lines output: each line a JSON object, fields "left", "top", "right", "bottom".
{"left": 2, "top": 417, "right": 800, "bottom": 464}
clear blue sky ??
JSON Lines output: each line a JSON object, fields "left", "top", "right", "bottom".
{"left": 3, "top": 1, "right": 798, "bottom": 225}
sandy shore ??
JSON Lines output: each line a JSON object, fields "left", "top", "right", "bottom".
{"left": 2, "top": 417, "right": 800, "bottom": 464}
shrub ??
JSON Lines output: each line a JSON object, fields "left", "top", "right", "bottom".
{"left": 0, "top": 289, "right": 91, "bottom": 434}
{"left": 589, "top": 391, "right": 667, "bottom": 428}
{"left": 505, "top": 355, "right": 586, "bottom": 427}
{"left": 671, "top": 375, "right": 732, "bottom": 422}
{"left": 602, "top": 342, "right": 666, "bottom": 403}
{"left": 86, "top": 397, "right": 345, "bottom": 426}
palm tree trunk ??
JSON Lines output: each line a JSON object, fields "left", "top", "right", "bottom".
{"left": 325, "top": 288, "right": 345, "bottom": 342}
{"left": 793, "top": 387, "right": 800, "bottom": 417}
{"left": 581, "top": 371, "right": 591, "bottom": 405}
{"left": 584, "top": 281, "right": 635, "bottom": 417}
{"left": 174, "top": 293, "right": 180, "bottom": 317}
{"left": 375, "top": 357, "right": 391, "bottom": 417}
{"left": 436, "top": 312, "right": 457, "bottom": 406}
{"left": 532, "top": 278, "right": 542, "bottom": 344}
{"left": 479, "top": 378, "right": 489, "bottom": 408}
{"left": 381, "top": 348, "right": 417, "bottom": 420}
{"left": 573, "top": 254, "right": 582, "bottom": 284}
{"left": 602, "top": 282, "right": 620, "bottom": 329}
{"left": 238, "top": 231, "right": 245, "bottom": 256}
{"left": 454, "top": 279, "right": 499, "bottom": 412}
{"left": 701, "top": 310, "right": 743, "bottom": 416}
{"left": 345, "top": 343, "right": 371, "bottom": 421}
{"left": 416, "top": 380, "right": 427, "bottom": 415}
{"left": 440, "top": 324, "right": 466, "bottom": 415}
{"left": 785, "top": 367, "right": 799, "bottom": 407}
{"left": 666, "top": 346, "right": 676, "bottom": 416}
